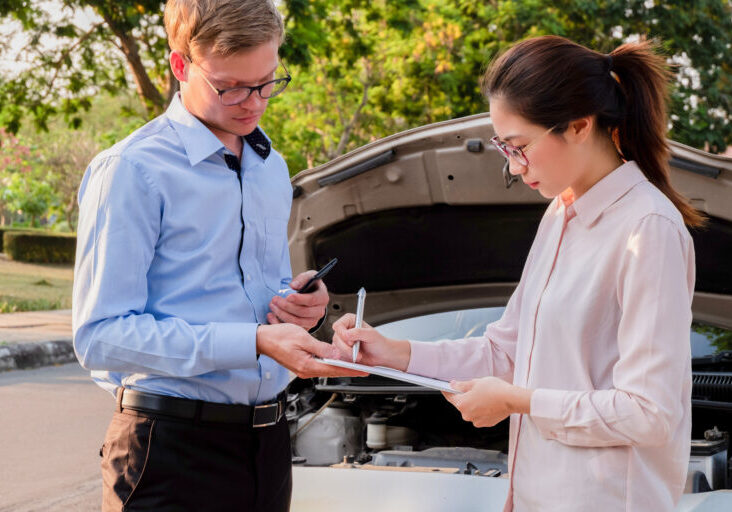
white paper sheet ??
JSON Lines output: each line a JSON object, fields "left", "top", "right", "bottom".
{"left": 317, "top": 358, "right": 461, "bottom": 393}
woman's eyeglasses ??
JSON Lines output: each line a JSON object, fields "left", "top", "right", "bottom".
{"left": 490, "top": 125, "right": 557, "bottom": 167}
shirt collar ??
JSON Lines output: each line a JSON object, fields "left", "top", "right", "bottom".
{"left": 166, "top": 93, "right": 273, "bottom": 166}
{"left": 567, "top": 160, "right": 647, "bottom": 227}
{"left": 244, "top": 127, "right": 272, "bottom": 160}
{"left": 166, "top": 93, "right": 225, "bottom": 167}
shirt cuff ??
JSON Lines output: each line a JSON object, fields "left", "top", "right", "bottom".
{"left": 530, "top": 388, "right": 568, "bottom": 442}
{"left": 406, "top": 340, "right": 441, "bottom": 377}
{"left": 211, "top": 322, "right": 259, "bottom": 370}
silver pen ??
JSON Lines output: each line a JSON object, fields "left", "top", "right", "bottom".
{"left": 352, "top": 287, "right": 366, "bottom": 363}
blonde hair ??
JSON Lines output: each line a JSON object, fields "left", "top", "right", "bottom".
{"left": 164, "top": 0, "right": 285, "bottom": 59}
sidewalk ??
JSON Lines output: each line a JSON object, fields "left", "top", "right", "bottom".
{"left": 0, "top": 310, "right": 75, "bottom": 372}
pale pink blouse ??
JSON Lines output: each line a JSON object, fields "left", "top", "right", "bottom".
{"left": 407, "top": 161, "right": 695, "bottom": 511}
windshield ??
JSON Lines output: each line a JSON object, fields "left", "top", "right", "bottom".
{"left": 376, "top": 308, "right": 732, "bottom": 360}
{"left": 376, "top": 307, "right": 505, "bottom": 341}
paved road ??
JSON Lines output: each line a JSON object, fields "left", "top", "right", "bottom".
{"left": 0, "top": 309, "right": 72, "bottom": 344}
{"left": 0, "top": 363, "right": 112, "bottom": 511}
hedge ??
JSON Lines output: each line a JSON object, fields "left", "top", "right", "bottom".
{"left": 0, "top": 227, "right": 51, "bottom": 252}
{"left": 3, "top": 231, "right": 76, "bottom": 263}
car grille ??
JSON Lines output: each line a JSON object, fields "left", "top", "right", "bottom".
{"left": 693, "top": 372, "right": 732, "bottom": 403}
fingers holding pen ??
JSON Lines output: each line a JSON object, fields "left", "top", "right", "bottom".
{"left": 333, "top": 327, "right": 374, "bottom": 363}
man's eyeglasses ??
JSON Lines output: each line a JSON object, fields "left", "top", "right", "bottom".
{"left": 186, "top": 55, "right": 291, "bottom": 106}
{"left": 490, "top": 125, "right": 557, "bottom": 168}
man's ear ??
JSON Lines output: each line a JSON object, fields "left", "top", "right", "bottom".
{"left": 169, "top": 51, "right": 189, "bottom": 83}
{"left": 564, "top": 116, "right": 594, "bottom": 145}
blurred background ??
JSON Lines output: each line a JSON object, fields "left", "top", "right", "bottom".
{"left": 0, "top": 0, "right": 730, "bottom": 312}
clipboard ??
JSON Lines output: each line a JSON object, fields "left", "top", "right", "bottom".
{"left": 317, "top": 358, "right": 461, "bottom": 394}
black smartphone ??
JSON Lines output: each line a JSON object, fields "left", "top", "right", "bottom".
{"left": 298, "top": 258, "right": 338, "bottom": 294}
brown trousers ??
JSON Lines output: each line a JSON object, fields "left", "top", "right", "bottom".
{"left": 100, "top": 408, "right": 292, "bottom": 511}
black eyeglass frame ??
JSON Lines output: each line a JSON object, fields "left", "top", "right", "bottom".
{"left": 186, "top": 55, "right": 292, "bottom": 105}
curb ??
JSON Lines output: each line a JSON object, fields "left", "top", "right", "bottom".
{"left": 0, "top": 339, "right": 76, "bottom": 372}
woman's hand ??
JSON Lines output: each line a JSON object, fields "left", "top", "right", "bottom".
{"left": 331, "top": 313, "right": 411, "bottom": 371}
{"left": 442, "top": 376, "right": 533, "bottom": 428}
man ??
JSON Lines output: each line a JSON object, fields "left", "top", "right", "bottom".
{"left": 72, "top": 1, "right": 359, "bottom": 510}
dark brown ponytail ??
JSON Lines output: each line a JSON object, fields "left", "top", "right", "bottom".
{"left": 482, "top": 35, "right": 704, "bottom": 227}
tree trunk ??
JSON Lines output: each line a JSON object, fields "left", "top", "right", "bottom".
{"left": 98, "top": 9, "right": 165, "bottom": 116}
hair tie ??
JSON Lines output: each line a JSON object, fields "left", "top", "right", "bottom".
{"left": 606, "top": 54, "right": 621, "bottom": 84}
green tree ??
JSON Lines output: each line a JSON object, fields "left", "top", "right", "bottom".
{"left": 16, "top": 92, "right": 147, "bottom": 230}
{"left": 1, "top": 0, "right": 730, "bottom": 172}
{"left": 42, "top": 135, "right": 99, "bottom": 230}
{"left": 0, "top": 0, "right": 171, "bottom": 133}
{"left": 0, "top": 127, "right": 35, "bottom": 225}
{"left": 2, "top": 173, "right": 57, "bottom": 227}
{"left": 272, "top": 0, "right": 731, "bottom": 173}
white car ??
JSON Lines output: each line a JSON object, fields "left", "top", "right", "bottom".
{"left": 285, "top": 113, "right": 732, "bottom": 511}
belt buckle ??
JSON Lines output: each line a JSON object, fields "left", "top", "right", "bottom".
{"left": 252, "top": 401, "right": 281, "bottom": 428}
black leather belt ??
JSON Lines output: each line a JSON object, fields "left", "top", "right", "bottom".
{"left": 117, "top": 388, "right": 286, "bottom": 428}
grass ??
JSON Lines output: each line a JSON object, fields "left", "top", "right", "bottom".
{"left": 0, "top": 253, "right": 73, "bottom": 313}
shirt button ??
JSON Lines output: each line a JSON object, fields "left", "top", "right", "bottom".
{"left": 246, "top": 274, "right": 252, "bottom": 280}
{"left": 265, "top": 372, "right": 272, "bottom": 379}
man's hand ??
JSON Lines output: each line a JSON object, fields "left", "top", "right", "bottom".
{"left": 442, "top": 377, "right": 533, "bottom": 428}
{"left": 256, "top": 323, "right": 367, "bottom": 379}
{"left": 267, "top": 270, "right": 328, "bottom": 330}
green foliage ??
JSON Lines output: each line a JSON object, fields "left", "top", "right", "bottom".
{"left": 0, "top": 128, "right": 51, "bottom": 226}
{"left": 0, "top": 226, "right": 57, "bottom": 252}
{"left": 1, "top": 0, "right": 730, "bottom": 177}
{"left": 0, "top": 1, "right": 169, "bottom": 132}
{"left": 3, "top": 231, "right": 77, "bottom": 264}
{"left": 693, "top": 322, "right": 732, "bottom": 354}
{"left": 268, "top": 0, "right": 731, "bottom": 174}
{"left": 2, "top": 173, "right": 56, "bottom": 227}
{"left": 0, "top": 296, "right": 66, "bottom": 313}
{"left": 6, "top": 93, "right": 147, "bottom": 230}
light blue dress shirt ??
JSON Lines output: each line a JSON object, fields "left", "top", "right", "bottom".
{"left": 72, "top": 93, "right": 293, "bottom": 405}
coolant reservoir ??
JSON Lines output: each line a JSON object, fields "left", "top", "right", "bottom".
{"left": 294, "top": 407, "right": 362, "bottom": 465}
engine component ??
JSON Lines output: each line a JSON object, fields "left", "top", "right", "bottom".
{"left": 366, "top": 422, "right": 387, "bottom": 450}
{"left": 365, "top": 413, "right": 418, "bottom": 450}
{"left": 295, "top": 407, "right": 361, "bottom": 466}
{"left": 371, "top": 447, "right": 508, "bottom": 475}
{"left": 689, "top": 430, "right": 728, "bottom": 490}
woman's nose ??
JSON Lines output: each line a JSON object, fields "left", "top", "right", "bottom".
{"left": 508, "top": 157, "right": 527, "bottom": 175}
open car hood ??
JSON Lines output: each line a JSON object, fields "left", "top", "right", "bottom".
{"left": 289, "top": 113, "right": 732, "bottom": 334}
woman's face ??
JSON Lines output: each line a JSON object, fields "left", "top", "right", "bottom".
{"left": 489, "top": 97, "right": 575, "bottom": 199}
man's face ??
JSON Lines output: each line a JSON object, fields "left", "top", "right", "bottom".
{"left": 179, "top": 39, "right": 280, "bottom": 146}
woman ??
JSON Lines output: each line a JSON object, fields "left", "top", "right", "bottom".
{"left": 332, "top": 35, "right": 701, "bottom": 511}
